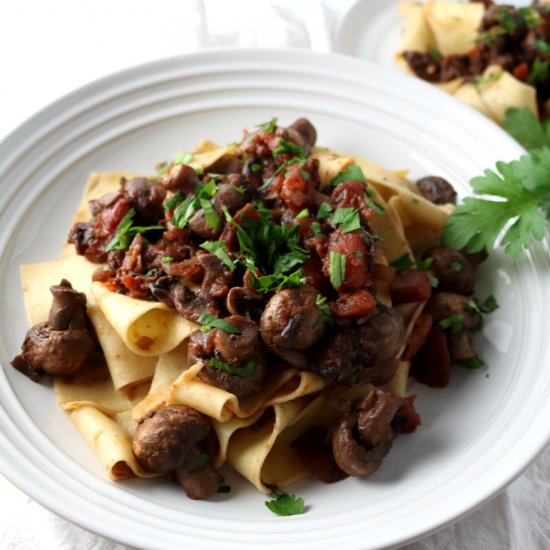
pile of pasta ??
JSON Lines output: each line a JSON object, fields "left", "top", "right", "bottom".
{"left": 396, "top": 0, "right": 540, "bottom": 124}
{"left": 20, "top": 139, "right": 452, "bottom": 494}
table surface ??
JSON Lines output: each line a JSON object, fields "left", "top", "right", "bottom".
{"left": 1, "top": 1, "right": 549, "bottom": 549}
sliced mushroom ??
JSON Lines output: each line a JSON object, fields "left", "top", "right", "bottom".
{"left": 332, "top": 389, "right": 404, "bottom": 477}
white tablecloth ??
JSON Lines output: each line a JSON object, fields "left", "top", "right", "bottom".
{"left": 1, "top": 1, "right": 549, "bottom": 548}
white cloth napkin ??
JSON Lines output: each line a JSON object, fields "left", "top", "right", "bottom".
{"left": 1, "top": 1, "right": 549, "bottom": 548}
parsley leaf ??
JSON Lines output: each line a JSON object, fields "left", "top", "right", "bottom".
{"left": 200, "top": 240, "right": 236, "bottom": 271}
{"left": 332, "top": 207, "right": 361, "bottom": 233}
{"left": 329, "top": 251, "right": 347, "bottom": 289}
{"left": 104, "top": 208, "right": 164, "bottom": 251}
{"left": 314, "top": 294, "right": 334, "bottom": 327}
{"left": 173, "top": 151, "right": 193, "bottom": 165}
{"left": 272, "top": 139, "right": 306, "bottom": 159}
{"left": 442, "top": 152, "right": 549, "bottom": 259}
{"left": 439, "top": 313, "right": 464, "bottom": 335}
{"left": 250, "top": 268, "right": 304, "bottom": 294}
{"left": 265, "top": 490, "right": 305, "bottom": 517}
{"left": 390, "top": 253, "right": 415, "bottom": 271}
{"left": 534, "top": 39, "right": 550, "bottom": 54}
{"left": 209, "top": 357, "right": 256, "bottom": 378}
{"left": 428, "top": 45, "right": 443, "bottom": 60}
{"left": 528, "top": 58, "right": 549, "bottom": 84}
{"left": 198, "top": 314, "right": 241, "bottom": 334}
{"left": 330, "top": 164, "right": 365, "bottom": 187}
{"left": 455, "top": 358, "right": 485, "bottom": 370}
{"left": 317, "top": 202, "right": 333, "bottom": 219}
{"left": 503, "top": 107, "right": 550, "bottom": 151}
{"left": 256, "top": 116, "right": 278, "bottom": 134}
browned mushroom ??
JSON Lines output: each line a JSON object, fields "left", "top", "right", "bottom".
{"left": 416, "top": 175, "right": 457, "bottom": 205}
{"left": 188, "top": 315, "right": 267, "bottom": 398}
{"left": 331, "top": 388, "right": 405, "bottom": 477}
{"left": 422, "top": 245, "right": 475, "bottom": 296}
{"left": 260, "top": 286, "right": 325, "bottom": 354}
{"left": 133, "top": 405, "right": 223, "bottom": 500}
{"left": 11, "top": 279, "right": 96, "bottom": 382}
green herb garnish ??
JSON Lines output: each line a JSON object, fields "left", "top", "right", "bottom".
{"left": 172, "top": 151, "right": 193, "bottom": 165}
{"left": 209, "top": 357, "right": 256, "bottom": 377}
{"left": 439, "top": 314, "right": 464, "bottom": 335}
{"left": 200, "top": 240, "right": 236, "bottom": 271}
{"left": 104, "top": 208, "right": 164, "bottom": 251}
{"left": 256, "top": 116, "right": 278, "bottom": 134}
{"left": 198, "top": 314, "right": 242, "bottom": 334}
{"left": 332, "top": 207, "right": 361, "bottom": 233}
{"left": 265, "top": 490, "right": 305, "bottom": 517}
{"left": 314, "top": 294, "right": 334, "bottom": 327}
{"left": 528, "top": 58, "right": 549, "bottom": 84}
{"left": 317, "top": 202, "right": 333, "bottom": 219}
{"left": 329, "top": 251, "right": 347, "bottom": 289}
{"left": 390, "top": 253, "right": 415, "bottom": 271}
{"left": 330, "top": 164, "right": 365, "bottom": 187}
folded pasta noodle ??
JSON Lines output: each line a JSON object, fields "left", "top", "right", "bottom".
{"left": 12, "top": 116, "right": 483, "bottom": 506}
{"left": 91, "top": 281, "right": 197, "bottom": 356}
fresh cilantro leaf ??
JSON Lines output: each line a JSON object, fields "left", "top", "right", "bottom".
{"left": 332, "top": 207, "right": 362, "bottom": 233}
{"left": 145, "top": 268, "right": 158, "bottom": 277}
{"left": 251, "top": 162, "right": 262, "bottom": 173}
{"left": 518, "top": 7, "right": 540, "bottom": 26}
{"left": 164, "top": 191, "right": 184, "bottom": 211}
{"left": 503, "top": 107, "right": 550, "bottom": 151}
{"left": 450, "top": 261, "right": 463, "bottom": 272}
{"left": 198, "top": 314, "right": 241, "bottom": 334}
{"left": 390, "top": 253, "right": 415, "bottom": 271}
{"left": 475, "top": 28, "right": 506, "bottom": 46}
{"left": 439, "top": 314, "right": 464, "bottom": 335}
{"left": 329, "top": 251, "right": 347, "bottom": 289}
{"left": 200, "top": 241, "right": 236, "bottom": 271}
{"left": 161, "top": 256, "right": 174, "bottom": 263}
{"left": 296, "top": 208, "right": 310, "bottom": 219}
{"left": 497, "top": 7, "right": 518, "bottom": 31}
{"left": 442, "top": 153, "right": 549, "bottom": 259}
{"left": 265, "top": 490, "right": 305, "bottom": 517}
{"left": 209, "top": 357, "right": 256, "bottom": 377}
{"left": 330, "top": 164, "right": 365, "bottom": 187}
{"left": 317, "top": 202, "right": 333, "bottom": 219}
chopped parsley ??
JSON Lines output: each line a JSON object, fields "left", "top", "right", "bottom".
{"left": 467, "top": 71, "right": 503, "bottom": 88}
{"left": 528, "top": 58, "right": 549, "bottom": 84}
{"left": 328, "top": 251, "right": 347, "bottom": 289}
{"left": 209, "top": 357, "right": 256, "bottom": 378}
{"left": 364, "top": 191, "right": 384, "bottom": 215}
{"left": 390, "top": 253, "right": 415, "bottom": 271}
{"left": 200, "top": 240, "right": 236, "bottom": 271}
{"left": 172, "top": 151, "right": 193, "bottom": 165}
{"left": 250, "top": 268, "right": 304, "bottom": 294}
{"left": 314, "top": 294, "right": 334, "bottom": 326}
{"left": 534, "top": 39, "right": 550, "bottom": 54}
{"left": 272, "top": 139, "right": 307, "bottom": 159}
{"left": 332, "top": 207, "right": 362, "bottom": 233}
{"left": 296, "top": 208, "right": 310, "bottom": 219}
{"left": 168, "top": 180, "right": 218, "bottom": 229}
{"left": 198, "top": 314, "right": 242, "bottom": 334}
{"left": 310, "top": 221, "right": 324, "bottom": 237}
{"left": 428, "top": 45, "right": 443, "bottom": 60}
{"left": 104, "top": 208, "right": 164, "bottom": 251}
{"left": 450, "top": 261, "right": 463, "bottom": 272}
{"left": 256, "top": 116, "right": 278, "bottom": 134}
{"left": 265, "top": 490, "right": 305, "bottom": 517}
{"left": 330, "top": 164, "right": 365, "bottom": 187}
{"left": 317, "top": 202, "right": 333, "bottom": 219}
{"left": 455, "top": 358, "right": 485, "bottom": 370}
{"left": 438, "top": 314, "right": 464, "bottom": 335}
{"left": 417, "top": 256, "right": 433, "bottom": 270}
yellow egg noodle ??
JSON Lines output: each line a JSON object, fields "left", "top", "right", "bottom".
{"left": 18, "top": 141, "right": 450, "bottom": 495}
{"left": 396, "top": 0, "right": 539, "bottom": 122}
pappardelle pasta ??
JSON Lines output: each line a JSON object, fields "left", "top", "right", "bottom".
{"left": 11, "top": 118, "right": 489, "bottom": 506}
{"left": 396, "top": 0, "right": 550, "bottom": 123}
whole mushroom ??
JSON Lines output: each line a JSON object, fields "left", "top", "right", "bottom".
{"left": 132, "top": 405, "right": 223, "bottom": 500}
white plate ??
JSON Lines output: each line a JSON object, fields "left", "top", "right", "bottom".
{"left": 335, "top": 0, "right": 532, "bottom": 65}
{"left": 1, "top": 49, "right": 549, "bottom": 550}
